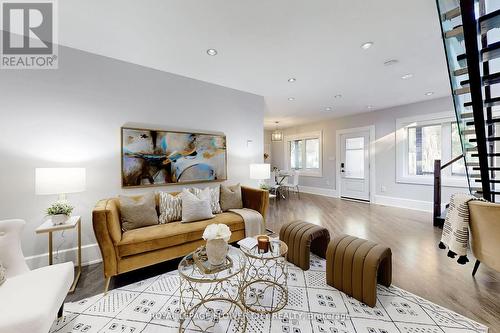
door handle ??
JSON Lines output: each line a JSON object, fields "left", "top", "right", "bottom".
{"left": 340, "top": 162, "right": 345, "bottom": 173}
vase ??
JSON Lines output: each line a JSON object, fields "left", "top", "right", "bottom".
{"left": 51, "top": 214, "right": 69, "bottom": 225}
{"left": 206, "top": 239, "right": 228, "bottom": 266}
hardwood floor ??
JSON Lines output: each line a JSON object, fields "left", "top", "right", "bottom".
{"left": 67, "top": 193, "right": 500, "bottom": 332}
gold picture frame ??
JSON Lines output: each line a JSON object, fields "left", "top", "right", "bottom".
{"left": 121, "top": 126, "right": 227, "bottom": 188}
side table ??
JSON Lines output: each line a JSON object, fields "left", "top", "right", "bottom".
{"left": 35, "top": 215, "right": 82, "bottom": 293}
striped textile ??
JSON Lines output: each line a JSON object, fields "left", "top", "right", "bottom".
{"left": 439, "top": 193, "right": 485, "bottom": 264}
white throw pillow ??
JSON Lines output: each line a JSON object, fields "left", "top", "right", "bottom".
{"left": 181, "top": 188, "right": 214, "bottom": 223}
{"left": 190, "top": 186, "right": 222, "bottom": 214}
{"left": 0, "top": 261, "right": 6, "bottom": 286}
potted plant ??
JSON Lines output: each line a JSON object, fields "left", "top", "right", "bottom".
{"left": 46, "top": 202, "right": 74, "bottom": 225}
{"left": 202, "top": 224, "right": 231, "bottom": 266}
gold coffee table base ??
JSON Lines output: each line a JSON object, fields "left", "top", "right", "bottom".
{"left": 240, "top": 279, "right": 288, "bottom": 314}
{"left": 179, "top": 298, "right": 247, "bottom": 333}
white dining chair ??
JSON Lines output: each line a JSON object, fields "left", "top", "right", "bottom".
{"left": 284, "top": 171, "right": 300, "bottom": 198}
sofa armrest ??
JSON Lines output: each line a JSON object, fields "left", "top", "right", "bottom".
{"left": 241, "top": 186, "right": 269, "bottom": 226}
{"left": 92, "top": 199, "right": 122, "bottom": 278}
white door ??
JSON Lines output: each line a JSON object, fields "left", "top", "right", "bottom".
{"left": 340, "top": 131, "right": 370, "bottom": 201}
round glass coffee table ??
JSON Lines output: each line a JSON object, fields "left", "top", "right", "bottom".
{"left": 178, "top": 246, "right": 247, "bottom": 332}
{"left": 240, "top": 237, "right": 288, "bottom": 314}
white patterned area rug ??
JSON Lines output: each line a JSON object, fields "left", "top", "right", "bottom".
{"left": 50, "top": 254, "right": 488, "bottom": 333}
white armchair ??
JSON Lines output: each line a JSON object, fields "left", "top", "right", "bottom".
{"left": 0, "top": 219, "right": 74, "bottom": 333}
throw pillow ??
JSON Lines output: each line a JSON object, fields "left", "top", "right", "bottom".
{"left": 119, "top": 192, "right": 159, "bottom": 231}
{"left": 181, "top": 188, "right": 214, "bottom": 223}
{"left": 220, "top": 183, "right": 243, "bottom": 211}
{"left": 0, "top": 261, "right": 5, "bottom": 286}
{"left": 158, "top": 191, "right": 182, "bottom": 223}
{"left": 190, "top": 186, "right": 222, "bottom": 214}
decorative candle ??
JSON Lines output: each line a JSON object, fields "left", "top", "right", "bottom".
{"left": 257, "top": 235, "right": 270, "bottom": 253}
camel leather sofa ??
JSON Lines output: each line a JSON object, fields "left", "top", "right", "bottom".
{"left": 92, "top": 186, "right": 268, "bottom": 292}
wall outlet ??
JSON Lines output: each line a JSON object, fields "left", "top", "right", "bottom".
{"left": 380, "top": 185, "right": 387, "bottom": 193}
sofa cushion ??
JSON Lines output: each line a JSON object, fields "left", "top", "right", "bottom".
{"left": 117, "top": 212, "right": 245, "bottom": 257}
{"left": 181, "top": 188, "right": 214, "bottom": 223}
{"left": 119, "top": 192, "right": 159, "bottom": 231}
{"left": 220, "top": 183, "right": 243, "bottom": 211}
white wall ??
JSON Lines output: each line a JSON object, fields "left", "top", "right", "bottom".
{"left": 0, "top": 46, "right": 265, "bottom": 268}
{"left": 270, "top": 97, "right": 467, "bottom": 211}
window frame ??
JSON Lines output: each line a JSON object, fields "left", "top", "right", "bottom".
{"left": 283, "top": 131, "right": 323, "bottom": 177}
{"left": 396, "top": 112, "right": 467, "bottom": 188}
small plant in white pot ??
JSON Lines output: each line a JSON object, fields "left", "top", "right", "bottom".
{"left": 202, "top": 224, "right": 231, "bottom": 266}
{"left": 46, "top": 202, "right": 74, "bottom": 225}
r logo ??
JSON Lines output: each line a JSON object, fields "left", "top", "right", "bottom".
{"left": 2, "top": 2, "right": 53, "bottom": 54}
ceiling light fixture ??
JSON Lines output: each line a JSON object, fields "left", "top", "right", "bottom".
{"left": 325, "top": 107, "right": 333, "bottom": 111}
{"left": 334, "top": 94, "right": 342, "bottom": 99}
{"left": 367, "top": 105, "right": 374, "bottom": 110}
{"left": 288, "top": 97, "right": 295, "bottom": 101}
{"left": 206, "top": 48, "right": 218, "bottom": 56}
{"left": 401, "top": 73, "right": 414, "bottom": 80}
{"left": 383, "top": 59, "right": 399, "bottom": 66}
{"left": 424, "top": 92, "right": 434, "bottom": 96}
{"left": 271, "top": 121, "right": 283, "bottom": 142}
{"left": 361, "top": 42, "right": 374, "bottom": 50}
{"left": 288, "top": 78, "right": 296, "bottom": 83}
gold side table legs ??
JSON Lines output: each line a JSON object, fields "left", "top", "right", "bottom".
{"left": 45, "top": 219, "right": 82, "bottom": 293}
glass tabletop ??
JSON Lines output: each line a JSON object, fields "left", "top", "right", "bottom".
{"left": 178, "top": 246, "right": 246, "bottom": 282}
{"left": 240, "top": 237, "right": 288, "bottom": 260}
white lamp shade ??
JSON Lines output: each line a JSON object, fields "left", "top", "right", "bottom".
{"left": 35, "top": 168, "right": 86, "bottom": 195}
{"left": 250, "top": 163, "right": 270, "bottom": 180}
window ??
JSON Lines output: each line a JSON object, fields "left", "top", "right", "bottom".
{"left": 284, "top": 131, "right": 322, "bottom": 177}
{"left": 396, "top": 113, "right": 467, "bottom": 187}
{"left": 345, "top": 137, "right": 364, "bottom": 178}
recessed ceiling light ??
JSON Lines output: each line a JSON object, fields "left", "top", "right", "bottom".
{"left": 361, "top": 42, "right": 374, "bottom": 50}
{"left": 401, "top": 73, "right": 413, "bottom": 79}
{"left": 206, "top": 48, "right": 218, "bottom": 56}
{"left": 334, "top": 94, "right": 342, "bottom": 99}
{"left": 384, "top": 59, "right": 399, "bottom": 66}
{"left": 325, "top": 107, "right": 333, "bottom": 111}
{"left": 288, "top": 97, "right": 295, "bottom": 101}
{"left": 424, "top": 91, "right": 434, "bottom": 96}
{"left": 288, "top": 78, "right": 296, "bottom": 83}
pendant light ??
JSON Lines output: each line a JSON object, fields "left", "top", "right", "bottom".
{"left": 271, "top": 121, "right": 283, "bottom": 142}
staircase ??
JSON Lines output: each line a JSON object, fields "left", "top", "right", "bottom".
{"left": 436, "top": 0, "right": 500, "bottom": 203}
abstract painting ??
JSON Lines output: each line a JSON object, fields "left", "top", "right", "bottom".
{"left": 121, "top": 127, "right": 227, "bottom": 187}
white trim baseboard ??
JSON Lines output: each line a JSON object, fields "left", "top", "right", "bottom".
{"left": 373, "top": 195, "right": 432, "bottom": 212}
{"left": 298, "top": 185, "right": 435, "bottom": 212}
{"left": 299, "top": 185, "right": 339, "bottom": 198}
{"left": 25, "top": 243, "right": 102, "bottom": 270}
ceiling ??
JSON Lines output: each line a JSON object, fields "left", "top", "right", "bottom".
{"left": 58, "top": 0, "right": 451, "bottom": 129}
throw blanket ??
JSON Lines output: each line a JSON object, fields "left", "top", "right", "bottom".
{"left": 439, "top": 193, "right": 485, "bottom": 264}
{"left": 229, "top": 208, "right": 264, "bottom": 237}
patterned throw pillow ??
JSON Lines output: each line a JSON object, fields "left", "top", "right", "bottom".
{"left": 0, "top": 261, "right": 6, "bottom": 286}
{"left": 158, "top": 192, "right": 183, "bottom": 223}
{"left": 190, "top": 186, "right": 222, "bottom": 214}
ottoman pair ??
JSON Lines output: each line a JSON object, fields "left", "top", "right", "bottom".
{"left": 280, "top": 221, "right": 392, "bottom": 307}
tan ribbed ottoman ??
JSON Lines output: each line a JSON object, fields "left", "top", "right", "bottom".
{"left": 326, "top": 234, "right": 392, "bottom": 307}
{"left": 279, "top": 221, "right": 330, "bottom": 270}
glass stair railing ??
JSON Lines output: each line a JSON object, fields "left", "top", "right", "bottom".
{"left": 435, "top": 0, "right": 500, "bottom": 202}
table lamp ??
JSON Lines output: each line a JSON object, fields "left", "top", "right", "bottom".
{"left": 250, "top": 163, "right": 270, "bottom": 189}
{"left": 35, "top": 168, "right": 86, "bottom": 224}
